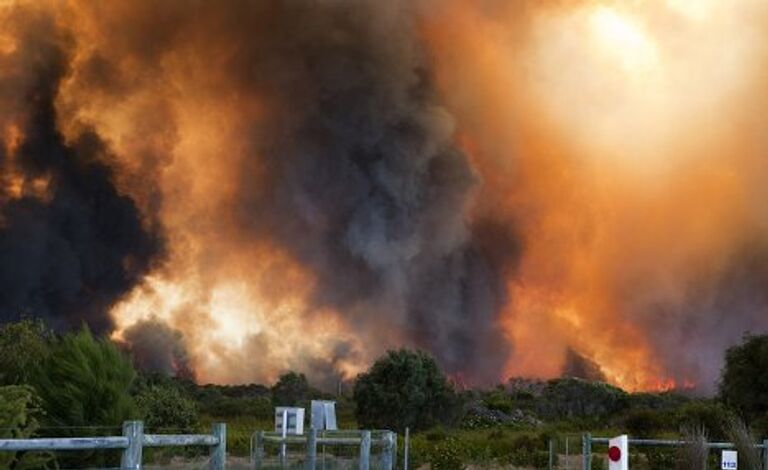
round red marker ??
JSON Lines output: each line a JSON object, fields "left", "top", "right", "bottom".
{"left": 608, "top": 446, "right": 622, "bottom": 462}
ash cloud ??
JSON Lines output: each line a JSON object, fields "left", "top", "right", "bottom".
{"left": 0, "top": 5, "right": 162, "bottom": 332}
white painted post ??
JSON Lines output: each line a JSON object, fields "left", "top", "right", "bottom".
{"left": 121, "top": 420, "right": 144, "bottom": 470}
{"left": 360, "top": 431, "right": 371, "bottom": 470}
{"left": 763, "top": 439, "right": 768, "bottom": 470}
{"left": 254, "top": 431, "right": 264, "bottom": 469}
{"left": 391, "top": 432, "right": 398, "bottom": 470}
{"left": 381, "top": 432, "right": 393, "bottom": 470}
{"left": 404, "top": 427, "right": 410, "bottom": 470}
{"left": 280, "top": 409, "right": 288, "bottom": 465}
{"left": 582, "top": 433, "right": 591, "bottom": 470}
{"left": 549, "top": 438, "right": 554, "bottom": 470}
{"left": 210, "top": 423, "right": 226, "bottom": 470}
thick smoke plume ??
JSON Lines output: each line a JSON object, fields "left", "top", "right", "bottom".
{"left": 227, "top": 2, "right": 519, "bottom": 381}
{"left": 1, "top": 0, "right": 518, "bottom": 386}
{"left": 2, "top": 0, "right": 768, "bottom": 393}
{"left": 0, "top": 5, "right": 161, "bottom": 333}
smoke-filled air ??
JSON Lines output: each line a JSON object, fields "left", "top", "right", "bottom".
{"left": 2, "top": 0, "right": 767, "bottom": 394}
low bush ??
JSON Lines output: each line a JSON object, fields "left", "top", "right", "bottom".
{"left": 431, "top": 437, "right": 464, "bottom": 469}
{"left": 623, "top": 408, "right": 670, "bottom": 437}
{"left": 676, "top": 401, "right": 734, "bottom": 440}
{"left": 136, "top": 385, "right": 199, "bottom": 430}
{"left": 645, "top": 448, "right": 677, "bottom": 469}
{"left": 0, "top": 385, "right": 55, "bottom": 469}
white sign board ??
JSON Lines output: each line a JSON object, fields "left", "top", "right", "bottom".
{"left": 275, "top": 407, "right": 305, "bottom": 435}
{"left": 311, "top": 400, "right": 338, "bottom": 430}
{"left": 722, "top": 450, "right": 737, "bottom": 469}
{"left": 608, "top": 435, "right": 628, "bottom": 470}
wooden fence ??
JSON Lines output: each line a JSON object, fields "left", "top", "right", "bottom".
{"left": 0, "top": 420, "right": 226, "bottom": 469}
{"left": 251, "top": 429, "right": 397, "bottom": 470}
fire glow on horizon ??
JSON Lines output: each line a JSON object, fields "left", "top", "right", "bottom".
{"left": 2, "top": 0, "right": 768, "bottom": 393}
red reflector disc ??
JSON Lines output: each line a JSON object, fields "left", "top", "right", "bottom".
{"left": 608, "top": 446, "right": 622, "bottom": 462}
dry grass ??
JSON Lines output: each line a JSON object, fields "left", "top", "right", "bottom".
{"left": 726, "top": 418, "right": 761, "bottom": 470}
{"left": 676, "top": 425, "right": 708, "bottom": 470}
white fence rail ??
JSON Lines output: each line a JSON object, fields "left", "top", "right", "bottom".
{"left": 0, "top": 420, "right": 226, "bottom": 470}
{"left": 251, "top": 429, "right": 397, "bottom": 470}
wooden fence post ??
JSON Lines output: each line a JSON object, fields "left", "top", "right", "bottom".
{"left": 120, "top": 420, "right": 144, "bottom": 470}
{"left": 306, "top": 428, "right": 317, "bottom": 470}
{"left": 582, "top": 433, "right": 591, "bottom": 470}
{"left": 359, "top": 431, "right": 371, "bottom": 470}
{"left": 210, "top": 423, "right": 226, "bottom": 470}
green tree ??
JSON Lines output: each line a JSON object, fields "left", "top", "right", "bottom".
{"left": 0, "top": 385, "right": 55, "bottom": 469}
{"left": 271, "top": 371, "right": 313, "bottom": 407}
{"left": 720, "top": 334, "right": 768, "bottom": 421}
{"left": 0, "top": 319, "right": 52, "bottom": 385}
{"left": 32, "top": 327, "right": 138, "bottom": 427}
{"left": 135, "top": 385, "right": 199, "bottom": 430}
{"left": 353, "top": 349, "right": 460, "bottom": 432}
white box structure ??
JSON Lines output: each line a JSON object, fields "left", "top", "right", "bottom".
{"left": 275, "top": 407, "right": 305, "bottom": 435}
{"left": 608, "top": 435, "right": 628, "bottom": 470}
{"left": 311, "top": 400, "right": 338, "bottom": 430}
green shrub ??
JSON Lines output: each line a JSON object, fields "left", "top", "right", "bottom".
{"left": 271, "top": 371, "right": 315, "bottom": 407}
{"left": 645, "top": 448, "right": 677, "bottom": 470}
{"left": 624, "top": 408, "right": 669, "bottom": 437}
{"left": 32, "top": 327, "right": 138, "bottom": 427}
{"left": 31, "top": 328, "right": 137, "bottom": 467}
{"left": 591, "top": 455, "right": 605, "bottom": 470}
{"left": 203, "top": 396, "right": 272, "bottom": 418}
{"left": 538, "top": 378, "right": 628, "bottom": 420}
{"left": 430, "top": 437, "right": 464, "bottom": 470}
{"left": 508, "top": 449, "right": 554, "bottom": 468}
{"left": 484, "top": 389, "right": 514, "bottom": 414}
{"left": 0, "top": 385, "right": 55, "bottom": 469}
{"left": 676, "top": 401, "right": 734, "bottom": 440}
{"left": 720, "top": 334, "right": 768, "bottom": 421}
{"left": 425, "top": 427, "right": 449, "bottom": 442}
{"left": 136, "top": 385, "right": 199, "bottom": 430}
{"left": 354, "top": 349, "right": 461, "bottom": 432}
{"left": 460, "top": 409, "right": 503, "bottom": 429}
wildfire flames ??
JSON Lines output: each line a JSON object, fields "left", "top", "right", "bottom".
{"left": 2, "top": 0, "right": 768, "bottom": 393}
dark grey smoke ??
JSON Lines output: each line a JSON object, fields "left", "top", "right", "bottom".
{"left": 1, "top": 1, "right": 520, "bottom": 385}
{"left": 122, "top": 319, "right": 196, "bottom": 380}
{"left": 222, "top": 1, "right": 520, "bottom": 383}
{"left": 295, "top": 340, "right": 361, "bottom": 392}
{"left": 0, "top": 6, "right": 162, "bottom": 333}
